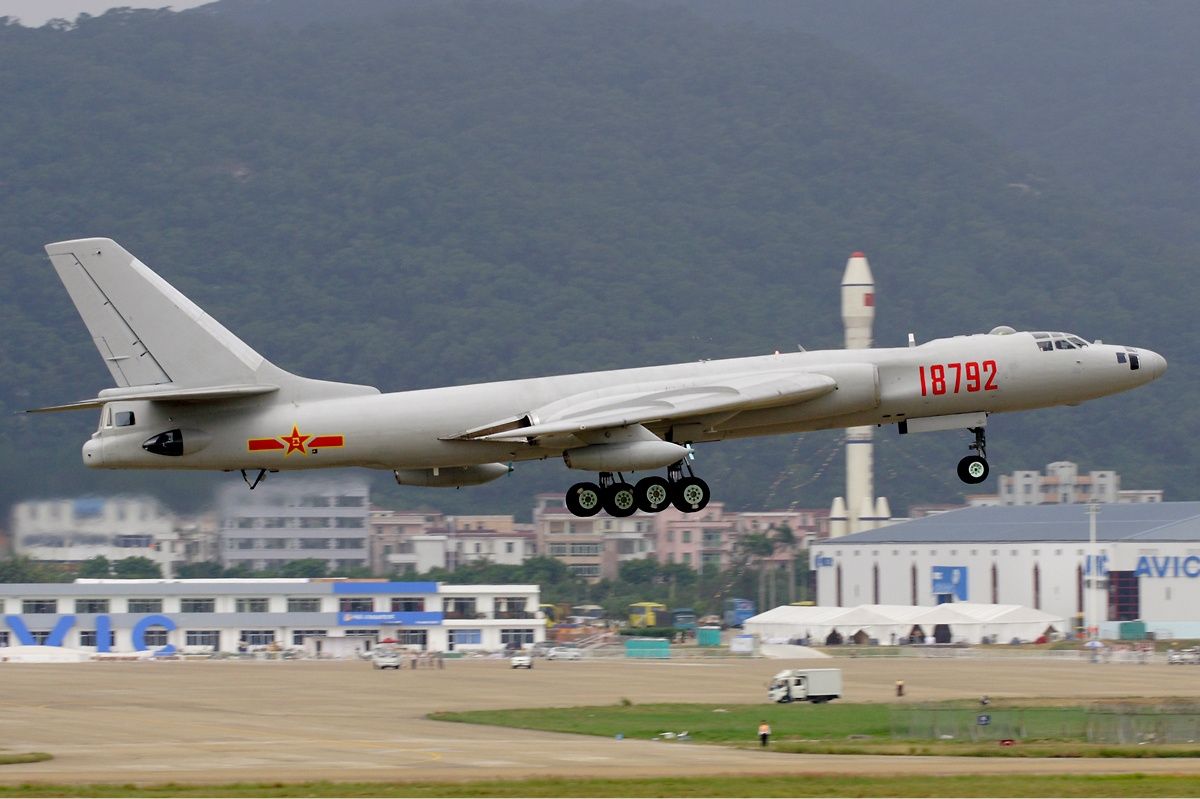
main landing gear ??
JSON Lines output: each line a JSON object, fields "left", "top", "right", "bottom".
{"left": 956, "top": 426, "right": 990, "bottom": 485}
{"left": 565, "top": 460, "right": 711, "bottom": 518}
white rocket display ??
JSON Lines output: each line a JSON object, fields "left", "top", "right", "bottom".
{"left": 831, "top": 252, "right": 889, "bottom": 536}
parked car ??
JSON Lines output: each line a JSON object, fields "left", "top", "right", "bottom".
{"left": 529, "top": 641, "right": 556, "bottom": 657}
{"left": 510, "top": 653, "right": 533, "bottom": 669}
{"left": 546, "top": 646, "right": 583, "bottom": 661}
{"left": 371, "top": 646, "right": 403, "bottom": 670}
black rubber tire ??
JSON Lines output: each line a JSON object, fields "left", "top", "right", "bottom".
{"left": 565, "top": 481, "right": 603, "bottom": 517}
{"left": 957, "top": 455, "right": 990, "bottom": 484}
{"left": 634, "top": 476, "right": 672, "bottom": 513}
{"left": 603, "top": 481, "right": 637, "bottom": 517}
{"left": 671, "top": 476, "right": 710, "bottom": 513}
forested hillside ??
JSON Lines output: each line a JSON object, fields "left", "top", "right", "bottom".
{"left": 0, "top": 1, "right": 1191, "bottom": 519}
{"left": 692, "top": 0, "right": 1200, "bottom": 250}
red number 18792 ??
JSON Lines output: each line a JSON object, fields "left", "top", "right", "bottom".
{"left": 919, "top": 360, "right": 998, "bottom": 396}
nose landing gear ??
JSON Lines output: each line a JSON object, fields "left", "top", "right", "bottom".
{"left": 957, "top": 426, "right": 990, "bottom": 484}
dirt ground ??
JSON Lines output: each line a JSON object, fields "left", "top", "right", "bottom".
{"left": 2, "top": 655, "right": 1200, "bottom": 786}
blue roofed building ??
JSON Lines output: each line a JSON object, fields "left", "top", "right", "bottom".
{"left": 811, "top": 502, "right": 1200, "bottom": 639}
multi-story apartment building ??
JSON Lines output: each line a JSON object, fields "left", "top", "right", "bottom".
{"left": 369, "top": 509, "right": 445, "bottom": 574}
{"left": 217, "top": 478, "right": 370, "bottom": 572}
{"left": 655, "top": 502, "right": 738, "bottom": 571}
{"left": 532, "top": 494, "right": 655, "bottom": 581}
{"left": 966, "top": 462, "right": 1163, "bottom": 507}
{"left": 736, "top": 510, "right": 827, "bottom": 548}
{"left": 10, "top": 497, "right": 182, "bottom": 576}
{"left": 369, "top": 511, "right": 534, "bottom": 575}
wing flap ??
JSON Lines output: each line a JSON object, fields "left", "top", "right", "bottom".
{"left": 471, "top": 371, "right": 837, "bottom": 441}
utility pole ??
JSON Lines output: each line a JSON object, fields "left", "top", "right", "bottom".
{"left": 1086, "top": 503, "right": 1099, "bottom": 641}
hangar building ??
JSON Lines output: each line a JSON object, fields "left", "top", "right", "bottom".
{"left": 811, "top": 502, "right": 1200, "bottom": 639}
{"left": 0, "top": 579, "right": 542, "bottom": 655}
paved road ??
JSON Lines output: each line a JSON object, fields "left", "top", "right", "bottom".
{"left": 1, "top": 656, "right": 1199, "bottom": 785}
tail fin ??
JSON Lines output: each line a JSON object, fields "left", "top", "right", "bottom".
{"left": 43, "top": 238, "right": 377, "bottom": 402}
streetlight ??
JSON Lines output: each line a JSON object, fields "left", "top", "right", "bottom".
{"left": 1086, "top": 503, "right": 1099, "bottom": 641}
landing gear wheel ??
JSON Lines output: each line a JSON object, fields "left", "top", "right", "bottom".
{"left": 957, "top": 455, "right": 989, "bottom": 484}
{"left": 602, "top": 481, "right": 637, "bottom": 517}
{"left": 565, "top": 482, "right": 603, "bottom": 517}
{"left": 634, "top": 476, "right": 672, "bottom": 514}
{"left": 672, "top": 476, "right": 710, "bottom": 513}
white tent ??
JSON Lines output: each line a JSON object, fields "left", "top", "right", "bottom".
{"left": 743, "top": 602, "right": 1066, "bottom": 645}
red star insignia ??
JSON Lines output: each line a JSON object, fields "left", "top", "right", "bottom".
{"left": 281, "top": 425, "right": 310, "bottom": 456}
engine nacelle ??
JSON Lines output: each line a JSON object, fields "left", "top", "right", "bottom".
{"left": 393, "top": 463, "right": 511, "bottom": 488}
{"left": 563, "top": 440, "right": 688, "bottom": 472}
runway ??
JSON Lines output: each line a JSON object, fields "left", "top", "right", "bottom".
{"left": 1, "top": 656, "right": 1198, "bottom": 785}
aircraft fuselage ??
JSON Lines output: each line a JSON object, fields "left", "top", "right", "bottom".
{"left": 82, "top": 330, "right": 1163, "bottom": 472}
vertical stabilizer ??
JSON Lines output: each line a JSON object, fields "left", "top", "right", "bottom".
{"left": 43, "top": 238, "right": 379, "bottom": 402}
{"left": 46, "top": 238, "right": 265, "bottom": 388}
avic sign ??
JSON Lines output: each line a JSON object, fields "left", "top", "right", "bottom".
{"left": 1135, "top": 556, "right": 1200, "bottom": 579}
{"left": 4, "top": 614, "right": 177, "bottom": 655}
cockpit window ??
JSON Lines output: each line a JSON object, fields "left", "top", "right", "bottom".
{"left": 114, "top": 411, "right": 136, "bottom": 427}
{"left": 1034, "top": 331, "right": 1088, "bottom": 352}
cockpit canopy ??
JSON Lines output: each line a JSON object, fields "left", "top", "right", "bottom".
{"left": 1031, "top": 331, "right": 1089, "bottom": 351}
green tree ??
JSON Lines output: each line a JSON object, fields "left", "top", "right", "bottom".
{"left": 78, "top": 555, "right": 111, "bottom": 578}
{"left": 279, "top": 559, "right": 328, "bottom": 578}
{"left": 0, "top": 556, "right": 71, "bottom": 583}
{"left": 737, "top": 532, "right": 776, "bottom": 612}
{"left": 770, "top": 524, "right": 798, "bottom": 605}
{"left": 111, "top": 557, "right": 162, "bottom": 579}
{"left": 617, "top": 558, "right": 658, "bottom": 586}
{"left": 176, "top": 561, "right": 223, "bottom": 578}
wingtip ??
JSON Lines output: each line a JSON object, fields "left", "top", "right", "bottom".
{"left": 44, "top": 237, "right": 120, "bottom": 255}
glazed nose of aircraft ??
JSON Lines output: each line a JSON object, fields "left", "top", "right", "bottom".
{"left": 1142, "top": 349, "right": 1167, "bottom": 380}
{"left": 82, "top": 436, "right": 104, "bottom": 467}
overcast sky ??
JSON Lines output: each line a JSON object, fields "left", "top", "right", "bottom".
{"left": 0, "top": 1, "right": 208, "bottom": 26}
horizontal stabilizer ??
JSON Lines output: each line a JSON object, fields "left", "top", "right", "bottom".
{"left": 26, "top": 384, "right": 279, "bottom": 413}
{"left": 467, "top": 370, "right": 837, "bottom": 441}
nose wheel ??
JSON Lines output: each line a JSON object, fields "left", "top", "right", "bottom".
{"left": 957, "top": 426, "right": 990, "bottom": 484}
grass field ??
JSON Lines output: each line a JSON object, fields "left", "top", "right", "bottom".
{"left": 430, "top": 700, "right": 1200, "bottom": 757}
{"left": 2, "top": 775, "right": 1200, "bottom": 797}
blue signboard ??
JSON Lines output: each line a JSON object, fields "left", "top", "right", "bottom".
{"left": 331, "top": 581, "right": 438, "bottom": 594}
{"left": 4, "top": 613, "right": 176, "bottom": 655}
{"left": 931, "top": 566, "right": 968, "bottom": 601}
{"left": 337, "top": 611, "right": 443, "bottom": 626}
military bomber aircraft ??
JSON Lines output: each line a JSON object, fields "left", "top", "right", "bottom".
{"left": 31, "top": 239, "right": 1166, "bottom": 518}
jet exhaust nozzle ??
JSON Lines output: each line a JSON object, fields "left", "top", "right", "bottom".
{"left": 393, "top": 463, "right": 511, "bottom": 488}
{"left": 563, "top": 440, "right": 688, "bottom": 472}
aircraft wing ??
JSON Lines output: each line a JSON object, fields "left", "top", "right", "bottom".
{"left": 461, "top": 370, "right": 837, "bottom": 442}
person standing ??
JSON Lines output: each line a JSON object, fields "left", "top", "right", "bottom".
{"left": 758, "top": 720, "right": 771, "bottom": 747}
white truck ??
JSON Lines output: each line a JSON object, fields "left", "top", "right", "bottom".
{"left": 768, "top": 668, "right": 842, "bottom": 704}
